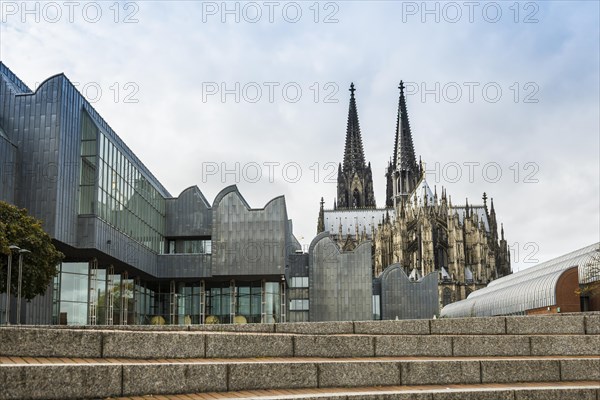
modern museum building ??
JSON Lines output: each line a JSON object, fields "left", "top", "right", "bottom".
{"left": 0, "top": 63, "right": 308, "bottom": 326}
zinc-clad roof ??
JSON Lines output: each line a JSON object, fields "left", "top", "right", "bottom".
{"left": 440, "top": 242, "right": 600, "bottom": 317}
{"left": 323, "top": 208, "right": 393, "bottom": 238}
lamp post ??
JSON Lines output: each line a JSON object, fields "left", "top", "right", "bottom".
{"left": 4, "top": 245, "right": 20, "bottom": 325}
{"left": 16, "top": 249, "right": 31, "bottom": 325}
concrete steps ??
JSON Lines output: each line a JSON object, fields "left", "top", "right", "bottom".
{"left": 0, "top": 314, "right": 599, "bottom": 399}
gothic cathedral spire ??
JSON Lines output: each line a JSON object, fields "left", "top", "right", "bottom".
{"left": 386, "top": 81, "right": 419, "bottom": 207}
{"left": 342, "top": 83, "right": 366, "bottom": 172}
{"left": 317, "top": 197, "right": 325, "bottom": 234}
{"left": 336, "top": 83, "right": 376, "bottom": 209}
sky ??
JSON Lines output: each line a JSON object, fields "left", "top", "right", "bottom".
{"left": 1, "top": 0, "right": 598, "bottom": 271}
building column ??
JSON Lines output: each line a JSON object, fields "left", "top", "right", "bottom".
{"left": 280, "top": 278, "right": 286, "bottom": 323}
{"left": 260, "top": 279, "right": 266, "bottom": 323}
{"left": 120, "top": 271, "right": 128, "bottom": 325}
{"left": 230, "top": 279, "right": 236, "bottom": 324}
{"left": 106, "top": 265, "right": 115, "bottom": 325}
{"left": 87, "top": 259, "right": 98, "bottom": 325}
{"left": 169, "top": 280, "right": 176, "bottom": 325}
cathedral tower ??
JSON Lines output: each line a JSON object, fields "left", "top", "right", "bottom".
{"left": 335, "top": 83, "right": 376, "bottom": 209}
{"left": 386, "top": 81, "right": 420, "bottom": 208}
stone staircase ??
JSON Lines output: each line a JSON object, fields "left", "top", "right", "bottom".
{"left": 0, "top": 314, "right": 599, "bottom": 399}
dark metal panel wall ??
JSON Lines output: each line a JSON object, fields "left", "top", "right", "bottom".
{"left": 287, "top": 253, "right": 309, "bottom": 279}
{"left": 309, "top": 233, "right": 372, "bottom": 322}
{"left": 24, "top": 281, "right": 54, "bottom": 325}
{"left": 381, "top": 265, "right": 439, "bottom": 320}
{"left": 0, "top": 134, "right": 16, "bottom": 203}
{"left": 212, "top": 188, "right": 288, "bottom": 277}
{"left": 157, "top": 254, "right": 212, "bottom": 279}
{"left": 0, "top": 75, "right": 62, "bottom": 237}
{"left": 77, "top": 216, "right": 159, "bottom": 276}
{"left": 165, "top": 186, "right": 212, "bottom": 237}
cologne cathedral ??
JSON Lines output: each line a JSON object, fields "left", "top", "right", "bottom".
{"left": 317, "top": 82, "right": 511, "bottom": 309}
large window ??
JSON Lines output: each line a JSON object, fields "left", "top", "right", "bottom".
{"left": 79, "top": 112, "right": 98, "bottom": 214}
{"left": 54, "top": 262, "right": 89, "bottom": 325}
{"left": 165, "top": 239, "right": 212, "bottom": 255}
{"left": 79, "top": 110, "right": 166, "bottom": 253}
{"left": 289, "top": 299, "right": 309, "bottom": 310}
{"left": 264, "top": 282, "right": 281, "bottom": 323}
{"left": 289, "top": 277, "right": 308, "bottom": 288}
{"left": 205, "top": 281, "right": 281, "bottom": 324}
{"left": 372, "top": 295, "right": 381, "bottom": 320}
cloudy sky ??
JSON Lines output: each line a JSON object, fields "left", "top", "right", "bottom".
{"left": 1, "top": 1, "right": 598, "bottom": 271}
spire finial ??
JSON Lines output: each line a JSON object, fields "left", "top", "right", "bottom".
{"left": 482, "top": 192, "right": 487, "bottom": 205}
{"left": 341, "top": 82, "right": 366, "bottom": 173}
{"left": 317, "top": 197, "right": 325, "bottom": 234}
{"left": 388, "top": 78, "right": 418, "bottom": 206}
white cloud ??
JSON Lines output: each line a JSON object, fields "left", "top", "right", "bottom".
{"left": 1, "top": 0, "right": 598, "bottom": 269}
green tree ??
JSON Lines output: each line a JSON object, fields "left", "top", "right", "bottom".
{"left": 0, "top": 201, "right": 64, "bottom": 299}
{"left": 576, "top": 248, "right": 600, "bottom": 299}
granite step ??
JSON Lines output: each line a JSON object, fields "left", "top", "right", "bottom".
{"left": 1, "top": 327, "right": 599, "bottom": 359}
{"left": 27, "top": 313, "right": 600, "bottom": 335}
{"left": 1, "top": 356, "right": 599, "bottom": 399}
{"left": 1, "top": 315, "right": 599, "bottom": 399}
{"left": 109, "top": 381, "right": 600, "bottom": 400}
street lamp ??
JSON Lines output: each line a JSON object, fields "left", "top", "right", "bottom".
{"left": 16, "top": 248, "right": 31, "bottom": 325}
{"left": 4, "top": 245, "right": 20, "bottom": 325}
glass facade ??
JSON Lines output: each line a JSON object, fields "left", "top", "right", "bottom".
{"left": 289, "top": 299, "right": 309, "bottom": 310}
{"left": 79, "top": 112, "right": 97, "bottom": 214}
{"left": 289, "top": 277, "right": 308, "bottom": 288}
{"left": 53, "top": 262, "right": 89, "bottom": 325}
{"left": 177, "top": 283, "right": 203, "bottom": 325}
{"left": 183, "top": 240, "right": 211, "bottom": 254}
{"left": 79, "top": 110, "right": 166, "bottom": 253}
{"left": 134, "top": 281, "right": 155, "bottom": 324}
{"left": 372, "top": 295, "right": 381, "bottom": 320}
{"left": 52, "top": 264, "right": 285, "bottom": 325}
{"left": 203, "top": 280, "right": 284, "bottom": 324}
{"left": 165, "top": 239, "right": 212, "bottom": 254}
{"left": 206, "top": 281, "right": 263, "bottom": 324}
{"left": 53, "top": 262, "right": 135, "bottom": 325}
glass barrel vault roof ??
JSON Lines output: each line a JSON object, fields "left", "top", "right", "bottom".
{"left": 441, "top": 242, "right": 600, "bottom": 318}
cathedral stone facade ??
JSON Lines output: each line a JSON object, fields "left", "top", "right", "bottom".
{"left": 318, "top": 82, "right": 511, "bottom": 314}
